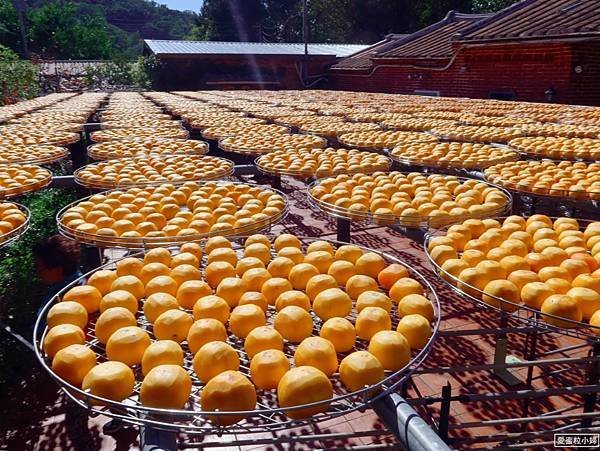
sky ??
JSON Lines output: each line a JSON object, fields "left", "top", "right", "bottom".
{"left": 157, "top": 0, "right": 202, "bottom": 12}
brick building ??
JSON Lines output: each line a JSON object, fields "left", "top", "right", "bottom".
{"left": 144, "top": 40, "right": 366, "bottom": 91}
{"left": 329, "top": 0, "right": 600, "bottom": 106}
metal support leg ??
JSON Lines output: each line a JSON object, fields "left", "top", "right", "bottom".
{"left": 512, "top": 192, "right": 521, "bottom": 215}
{"left": 139, "top": 424, "right": 177, "bottom": 451}
{"left": 69, "top": 139, "right": 88, "bottom": 171}
{"left": 530, "top": 196, "right": 538, "bottom": 215}
{"left": 582, "top": 342, "right": 600, "bottom": 427}
{"left": 521, "top": 323, "right": 539, "bottom": 429}
{"left": 438, "top": 383, "right": 452, "bottom": 442}
{"left": 271, "top": 175, "right": 282, "bottom": 191}
{"left": 81, "top": 245, "right": 102, "bottom": 273}
{"left": 493, "top": 312, "right": 522, "bottom": 386}
{"left": 371, "top": 393, "right": 450, "bottom": 451}
{"left": 337, "top": 217, "right": 351, "bottom": 243}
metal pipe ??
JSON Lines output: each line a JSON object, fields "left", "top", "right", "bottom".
{"left": 583, "top": 341, "right": 600, "bottom": 427}
{"left": 179, "top": 429, "right": 389, "bottom": 448}
{"left": 437, "top": 326, "right": 539, "bottom": 337}
{"left": 234, "top": 164, "right": 258, "bottom": 176}
{"left": 49, "top": 175, "right": 76, "bottom": 188}
{"left": 46, "top": 164, "right": 256, "bottom": 190}
{"left": 413, "top": 356, "right": 596, "bottom": 375}
{"left": 408, "top": 384, "right": 600, "bottom": 406}
{"left": 449, "top": 411, "right": 600, "bottom": 429}
{"left": 371, "top": 393, "right": 450, "bottom": 451}
{"left": 139, "top": 424, "right": 177, "bottom": 451}
{"left": 451, "top": 426, "right": 600, "bottom": 446}
{"left": 540, "top": 342, "right": 588, "bottom": 356}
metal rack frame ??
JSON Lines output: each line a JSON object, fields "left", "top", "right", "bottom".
{"left": 6, "top": 91, "right": 599, "bottom": 450}
{"left": 410, "top": 322, "right": 600, "bottom": 449}
{"left": 56, "top": 181, "right": 291, "bottom": 250}
{"left": 0, "top": 202, "right": 30, "bottom": 250}
{"left": 307, "top": 174, "right": 513, "bottom": 243}
{"left": 424, "top": 217, "right": 600, "bottom": 340}
{"left": 32, "top": 235, "right": 443, "bottom": 449}
{"left": 73, "top": 155, "right": 236, "bottom": 190}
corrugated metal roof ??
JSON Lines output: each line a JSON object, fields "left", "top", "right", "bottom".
{"left": 144, "top": 40, "right": 368, "bottom": 57}
{"left": 379, "top": 12, "right": 491, "bottom": 59}
{"left": 330, "top": 34, "right": 409, "bottom": 70}
{"left": 459, "top": 0, "right": 600, "bottom": 42}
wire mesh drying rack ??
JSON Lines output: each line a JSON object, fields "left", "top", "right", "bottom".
{"left": 0, "top": 144, "right": 70, "bottom": 166}
{"left": 32, "top": 236, "right": 441, "bottom": 437}
{"left": 254, "top": 152, "right": 393, "bottom": 191}
{"left": 73, "top": 156, "right": 236, "bottom": 190}
{"left": 89, "top": 127, "right": 190, "bottom": 143}
{"left": 416, "top": 216, "right": 600, "bottom": 446}
{"left": 217, "top": 135, "right": 328, "bottom": 157}
{"left": 424, "top": 217, "right": 600, "bottom": 341}
{"left": 201, "top": 124, "right": 291, "bottom": 141}
{"left": 56, "top": 182, "right": 290, "bottom": 249}
{"left": 0, "top": 165, "right": 53, "bottom": 199}
{"left": 86, "top": 139, "right": 210, "bottom": 161}
{"left": 386, "top": 143, "right": 519, "bottom": 178}
{"left": 0, "top": 202, "right": 30, "bottom": 250}
{"left": 307, "top": 175, "right": 513, "bottom": 243}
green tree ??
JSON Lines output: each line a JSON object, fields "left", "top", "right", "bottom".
{"left": 27, "top": 1, "right": 115, "bottom": 59}
{"left": 471, "top": 0, "right": 518, "bottom": 12}
{"left": 306, "top": 0, "right": 353, "bottom": 42}
{"left": 0, "top": 0, "right": 20, "bottom": 50}
{"left": 346, "top": 0, "right": 420, "bottom": 42}
{"left": 261, "top": 0, "right": 300, "bottom": 42}
{"left": 417, "top": 0, "right": 475, "bottom": 27}
{"left": 189, "top": 0, "right": 264, "bottom": 41}
{"left": 0, "top": 0, "right": 199, "bottom": 59}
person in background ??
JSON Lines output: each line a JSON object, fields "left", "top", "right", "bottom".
{"left": 33, "top": 234, "right": 82, "bottom": 310}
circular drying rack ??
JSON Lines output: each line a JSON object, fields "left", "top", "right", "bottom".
{"left": 33, "top": 235, "right": 441, "bottom": 435}
{"left": 73, "top": 156, "right": 236, "bottom": 190}
{"left": 307, "top": 175, "right": 513, "bottom": 231}
{"left": 424, "top": 216, "right": 600, "bottom": 340}
{"left": 0, "top": 202, "right": 30, "bottom": 249}
{"left": 56, "top": 182, "right": 290, "bottom": 249}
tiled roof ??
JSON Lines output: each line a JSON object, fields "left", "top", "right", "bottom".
{"left": 459, "top": 0, "right": 600, "bottom": 42}
{"left": 378, "top": 12, "right": 491, "bottom": 59}
{"left": 144, "top": 40, "right": 368, "bottom": 57}
{"left": 330, "top": 34, "right": 408, "bottom": 70}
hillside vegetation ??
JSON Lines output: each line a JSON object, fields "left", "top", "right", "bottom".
{"left": 0, "top": 0, "right": 198, "bottom": 59}
{"left": 1, "top": 0, "right": 520, "bottom": 60}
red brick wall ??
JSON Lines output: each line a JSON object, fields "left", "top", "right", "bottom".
{"left": 329, "top": 41, "right": 600, "bottom": 106}
{"left": 566, "top": 42, "right": 600, "bottom": 106}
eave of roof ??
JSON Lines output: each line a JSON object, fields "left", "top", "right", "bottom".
{"left": 330, "top": 35, "right": 409, "bottom": 71}
{"left": 457, "top": 0, "right": 600, "bottom": 43}
{"left": 375, "top": 11, "right": 492, "bottom": 59}
{"left": 144, "top": 40, "right": 368, "bottom": 58}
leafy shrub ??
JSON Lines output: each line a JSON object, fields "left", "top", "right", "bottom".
{"left": 84, "top": 55, "right": 159, "bottom": 89}
{"left": 0, "top": 45, "right": 39, "bottom": 105}
{"left": 131, "top": 55, "right": 160, "bottom": 88}
{"left": 0, "top": 188, "right": 77, "bottom": 336}
{"left": 0, "top": 189, "right": 79, "bottom": 435}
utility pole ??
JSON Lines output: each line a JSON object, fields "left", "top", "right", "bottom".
{"left": 302, "top": 0, "right": 308, "bottom": 85}
{"left": 11, "top": 0, "right": 29, "bottom": 59}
